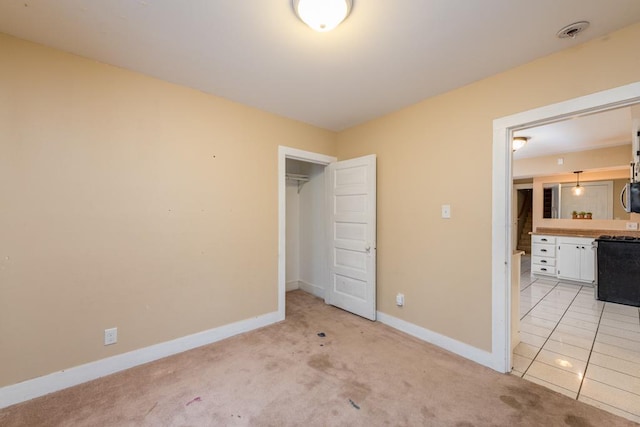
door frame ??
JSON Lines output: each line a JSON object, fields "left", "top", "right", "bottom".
{"left": 278, "top": 146, "right": 337, "bottom": 320}
{"left": 491, "top": 81, "right": 640, "bottom": 373}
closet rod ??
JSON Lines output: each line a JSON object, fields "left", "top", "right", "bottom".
{"left": 286, "top": 173, "right": 310, "bottom": 193}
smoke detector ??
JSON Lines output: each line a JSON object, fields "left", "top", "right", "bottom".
{"left": 556, "top": 21, "right": 590, "bottom": 39}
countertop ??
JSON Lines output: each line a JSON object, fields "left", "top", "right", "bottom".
{"left": 531, "top": 227, "right": 640, "bottom": 238}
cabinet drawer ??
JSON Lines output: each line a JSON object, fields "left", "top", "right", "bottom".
{"left": 532, "top": 235, "right": 556, "bottom": 245}
{"left": 532, "top": 264, "right": 556, "bottom": 275}
{"left": 532, "top": 256, "right": 556, "bottom": 267}
{"left": 532, "top": 244, "right": 556, "bottom": 257}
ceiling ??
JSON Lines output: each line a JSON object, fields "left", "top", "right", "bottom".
{"left": 1, "top": 1, "right": 640, "bottom": 131}
{"left": 513, "top": 106, "right": 635, "bottom": 160}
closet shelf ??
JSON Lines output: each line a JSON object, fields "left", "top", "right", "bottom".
{"left": 286, "top": 173, "right": 310, "bottom": 193}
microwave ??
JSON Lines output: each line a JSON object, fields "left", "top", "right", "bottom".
{"left": 621, "top": 182, "right": 640, "bottom": 213}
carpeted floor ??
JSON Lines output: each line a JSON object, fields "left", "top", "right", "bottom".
{"left": 1, "top": 290, "right": 637, "bottom": 426}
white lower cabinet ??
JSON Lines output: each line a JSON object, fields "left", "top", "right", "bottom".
{"left": 531, "top": 235, "right": 596, "bottom": 283}
{"left": 556, "top": 237, "right": 596, "bottom": 283}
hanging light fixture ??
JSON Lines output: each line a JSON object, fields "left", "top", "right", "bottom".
{"left": 572, "top": 171, "right": 584, "bottom": 196}
{"left": 292, "top": 0, "right": 353, "bottom": 32}
{"left": 512, "top": 136, "right": 529, "bottom": 152}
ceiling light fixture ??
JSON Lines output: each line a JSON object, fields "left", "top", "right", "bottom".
{"left": 512, "top": 136, "right": 529, "bottom": 152}
{"left": 572, "top": 171, "right": 584, "bottom": 196}
{"left": 292, "top": 0, "right": 353, "bottom": 32}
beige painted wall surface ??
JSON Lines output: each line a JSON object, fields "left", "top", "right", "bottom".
{"left": 337, "top": 23, "right": 640, "bottom": 351}
{"left": 513, "top": 145, "right": 632, "bottom": 179}
{"left": 0, "top": 34, "right": 336, "bottom": 387}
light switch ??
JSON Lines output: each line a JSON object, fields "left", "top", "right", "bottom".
{"left": 441, "top": 204, "right": 451, "bottom": 219}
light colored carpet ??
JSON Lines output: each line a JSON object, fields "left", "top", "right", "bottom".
{"left": 1, "top": 290, "right": 637, "bottom": 426}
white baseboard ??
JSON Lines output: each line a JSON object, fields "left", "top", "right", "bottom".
{"left": 286, "top": 280, "right": 300, "bottom": 292}
{"left": 299, "top": 280, "right": 324, "bottom": 299}
{"left": 376, "top": 311, "right": 494, "bottom": 369}
{"left": 0, "top": 311, "right": 281, "bottom": 409}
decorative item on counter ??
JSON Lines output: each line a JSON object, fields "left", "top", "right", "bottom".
{"left": 571, "top": 211, "right": 591, "bottom": 219}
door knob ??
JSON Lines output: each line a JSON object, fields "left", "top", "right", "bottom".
{"left": 365, "top": 244, "right": 371, "bottom": 253}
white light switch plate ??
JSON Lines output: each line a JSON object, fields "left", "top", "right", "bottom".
{"left": 441, "top": 204, "right": 451, "bottom": 219}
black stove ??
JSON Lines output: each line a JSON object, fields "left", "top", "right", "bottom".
{"left": 596, "top": 236, "right": 640, "bottom": 307}
{"left": 596, "top": 235, "right": 640, "bottom": 242}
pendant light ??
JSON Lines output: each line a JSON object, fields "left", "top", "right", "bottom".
{"left": 292, "top": 0, "right": 353, "bottom": 32}
{"left": 572, "top": 171, "right": 584, "bottom": 196}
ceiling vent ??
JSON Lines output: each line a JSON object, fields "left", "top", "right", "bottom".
{"left": 556, "top": 21, "right": 590, "bottom": 39}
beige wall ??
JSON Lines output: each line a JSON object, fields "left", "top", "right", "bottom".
{"left": 337, "top": 23, "right": 640, "bottom": 352}
{"left": 3, "top": 22, "right": 640, "bottom": 389}
{"left": 513, "top": 145, "right": 632, "bottom": 179}
{"left": 0, "top": 34, "right": 336, "bottom": 387}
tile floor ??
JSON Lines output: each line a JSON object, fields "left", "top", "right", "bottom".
{"left": 512, "top": 255, "right": 640, "bottom": 423}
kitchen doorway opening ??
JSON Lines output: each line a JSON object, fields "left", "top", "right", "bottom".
{"left": 492, "top": 82, "right": 640, "bottom": 373}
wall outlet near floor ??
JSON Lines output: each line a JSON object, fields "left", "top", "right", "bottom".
{"left": 396, "top": 293, "right": 405, "bottom": 307}
{"left": 626, "top": 222, "right": 639, "bottom": 230}
{"left": 104, "top": 327, "right": 118, "bottom": 345}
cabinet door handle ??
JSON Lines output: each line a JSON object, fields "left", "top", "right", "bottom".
{"left": 541, "top": 260, "right": 547, "bottom": 263}
{"left": 576, "top": 246, "right": 580, "bottom": 249}
{"left": 581, "top": 246, "right": 585, "bottom": 249}
{"left": 541, "top": 268, "right": 547, "bottom": 271}
{"left": 541, "top": 238, "right": 548, "bottom": 242}
{"left": 540, "top": 249, "right": 547, "bottom": 252}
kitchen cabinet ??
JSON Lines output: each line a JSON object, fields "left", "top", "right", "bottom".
{"left": 556, "top": 237, "right": 595, "bottom": 283}
{"left": 531, "top": 235, "right": 556, "bottom": 277}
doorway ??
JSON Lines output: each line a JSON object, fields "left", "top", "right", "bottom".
{"left": 491, "top": 81, "right": 640, "bottom": 373}
{"left": 277, "top": 146, "right": 378, "bottom": 321}
{"left": 277, "top": 147, "right": 335, "bottom": 321}
{"left": 285, "top": 158, "right": 328, "bottom": 299}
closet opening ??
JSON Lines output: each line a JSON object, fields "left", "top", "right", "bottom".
{"left": 285, "top": 159, "right": 327, "bottom": 299}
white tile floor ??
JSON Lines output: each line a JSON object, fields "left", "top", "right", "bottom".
{"left": 512, "top": 255, "right": 640, "bottom": 423}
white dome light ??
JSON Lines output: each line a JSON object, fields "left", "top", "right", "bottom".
{"left": 293, "top": 0, "right": 353, "bottom": 32}
{"left": 512, "top": 136, "right": 528, "bottom": 152}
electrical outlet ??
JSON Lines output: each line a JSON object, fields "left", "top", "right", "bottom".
{"left": 104, "top": 327, "right": 118, "bottom": 345}
{"left": 396, "top": 293, "right": 405, "bottom": 307}
{"left": 626, "top": 222, "right": 639, "bottom": 230}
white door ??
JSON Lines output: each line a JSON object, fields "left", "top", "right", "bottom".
{"left": 325, "top": 155, "right": 376, "bottom": 320}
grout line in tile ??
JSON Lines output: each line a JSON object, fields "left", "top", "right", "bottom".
{"left": 576, "top": 288, "right": 606, "bottom": 399}
{"left": 584, "top": 377, "right": 640, "bottom": 400}
{"left": 579, "top": 395, "right": 640, "bottom": 421}
{"left": 520, "top": 281, "right": 561, "bottom": 321}
{"left": 588, "top": 358, "right": 640, "bottom": 381}
{"left": 522, "top": 283, "right": 582, "bottom": 381}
